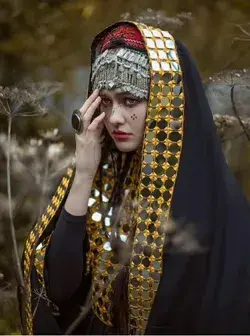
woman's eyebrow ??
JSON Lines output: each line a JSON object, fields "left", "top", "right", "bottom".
{"left": 99, "top": 91, "right": 136, "bottom": 99}
{"left": 116, "top": 92, "right": 135, "bottom": 98}
{"left": 99, "top": 92, "right": 111, "bottom": 98}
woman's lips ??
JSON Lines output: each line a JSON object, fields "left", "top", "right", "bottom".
{"left": 112, "top": 131, "right": 132, "bottom": 141}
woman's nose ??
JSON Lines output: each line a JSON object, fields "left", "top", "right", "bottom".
{"left": 109, "top": 104, "right": 125, "bottom": 125}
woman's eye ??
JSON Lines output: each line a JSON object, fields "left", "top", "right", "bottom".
{"left": 125, "top": 98, "right": 138, "bottom": 107}
{"left": 101, "top": 98, "right": 111, "bottom": 107}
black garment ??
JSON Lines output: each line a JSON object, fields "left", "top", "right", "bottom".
{"left": 46, "top": 207, "right": 87, "bottom": 304}
{"left": 45, "top": 207, "right": 119, "bottom": 335}
{"left": 21, "top": 39, "right": 250, "bottom": 335}
{"left": 45, "top": 208, "right": 210, "bottom": 334}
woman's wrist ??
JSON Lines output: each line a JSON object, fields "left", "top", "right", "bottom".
{"left": 73, "top": 171, "right": 95, "bottom": 186}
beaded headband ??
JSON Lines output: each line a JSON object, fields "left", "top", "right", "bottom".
{"left": 91, "top": 47, "right": 150, "bottom": 99}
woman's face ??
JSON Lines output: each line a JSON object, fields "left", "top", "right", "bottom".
{"left": 100, "top": 89, "right": 148, "bottom": 152}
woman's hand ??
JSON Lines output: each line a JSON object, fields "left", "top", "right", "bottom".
{"left": 75, "top": 89, "right": 105, "bottom": 178}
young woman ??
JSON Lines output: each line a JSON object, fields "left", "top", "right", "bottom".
{"left": 19, "top": 21, "right": 250, "bottom": 335}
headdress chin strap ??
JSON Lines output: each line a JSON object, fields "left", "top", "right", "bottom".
{"left": 91, "top": 47, "right": 150, "bottom": 99}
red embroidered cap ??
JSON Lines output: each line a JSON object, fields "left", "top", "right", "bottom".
{"left": 99, "top": 24, "right": 146, "bottom": 53}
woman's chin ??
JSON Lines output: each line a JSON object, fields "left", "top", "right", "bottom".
{"left": 114, "top": 141, "right": 138, "bottom": 153}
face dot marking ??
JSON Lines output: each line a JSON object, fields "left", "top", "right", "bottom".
{"left": 131, "top": 114, "right": 138, "bottom": 120}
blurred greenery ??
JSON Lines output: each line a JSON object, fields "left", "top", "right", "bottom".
{"left": 1, "top": 0, "right": 250, "bottom": 82}
{"left": 0, "top": 0, "right": 250, "bottom": 334}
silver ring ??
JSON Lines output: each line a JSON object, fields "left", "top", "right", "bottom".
{"left": 71, "top": 109, "right": 83, "bottom": 134}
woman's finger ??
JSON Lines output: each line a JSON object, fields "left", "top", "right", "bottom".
{"left": 87, "top": 112, "right": 105, "bottom": 131}
{"left": 83, "top": 96, "right": 102, "bottom": 123}
{"left": 79, "top": 89, "right": 99, "bottom": 115}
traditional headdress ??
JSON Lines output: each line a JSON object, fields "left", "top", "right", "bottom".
{"left": 91, "top": 24, "right": 151, "bottom": 99}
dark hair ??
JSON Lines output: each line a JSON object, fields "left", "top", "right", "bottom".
{"left": 99, "top": 133, "right": 135, "bottom": 333}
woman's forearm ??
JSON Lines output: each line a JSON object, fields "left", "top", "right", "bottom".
{"left": 64, "top": 173, "right": 94, "bottom": 216}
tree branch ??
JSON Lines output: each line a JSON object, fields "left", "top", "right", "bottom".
{"left": 7, "top": 117, "right": 25, "bottom": 289}
{"left": 230, "top": 84, "right": 250, "bottom": 141}
{"left": 235, "top": 23, "right": 250, "bottom": 38}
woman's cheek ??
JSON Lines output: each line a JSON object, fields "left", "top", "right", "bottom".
{"left": 104, "top": 118, "right": 112, "bottom": 134}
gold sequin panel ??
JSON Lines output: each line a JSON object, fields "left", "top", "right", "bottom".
{"left": 128, "top": 23, "right": 185, "bottom": 335}
{"left": 23, "top": 167, "right": 73, "bottom": 334}
{"left": 87, "top": 154, "right": 140, "bottom": 325}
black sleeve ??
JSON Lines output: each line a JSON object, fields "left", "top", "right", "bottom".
{"left": 46, "top": 207, "right": 87, "bottom": 304}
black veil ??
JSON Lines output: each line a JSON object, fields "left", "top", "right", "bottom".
{"left": 146, "top": 41, "right": 250, "bottom": 334}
